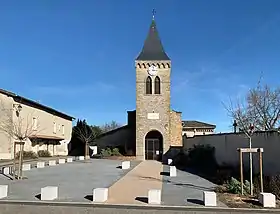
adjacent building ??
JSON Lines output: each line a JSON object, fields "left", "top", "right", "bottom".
{"left": 182, "top": 120, "right": 216, "bottom": 137}
{"left": 0, "top": 89, "right": 75, "bottom": 159}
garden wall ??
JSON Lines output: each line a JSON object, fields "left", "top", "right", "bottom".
{"left": 183, "top": 131, "right": 280, "bottom": 175}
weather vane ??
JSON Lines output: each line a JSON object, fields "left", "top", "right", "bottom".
{"left": 152, "top": 9, "right": 156, "bottom": 20}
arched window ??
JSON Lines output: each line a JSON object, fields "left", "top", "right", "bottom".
{"left": 146, "top": 76, "right": 152, "bottom": 94}
{"left": 154, "top": 76, "right": 161, "bottom": 94}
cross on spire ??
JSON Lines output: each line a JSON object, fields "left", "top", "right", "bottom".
{"left": 152, "top": 9, "right": 156, "bottom": 20}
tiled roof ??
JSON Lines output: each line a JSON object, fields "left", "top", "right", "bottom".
{"left": 182, "top": 120, "right": 216, "bottom": 128}
{"left": 136, "top": 19, "right": 170, "bottom": 61}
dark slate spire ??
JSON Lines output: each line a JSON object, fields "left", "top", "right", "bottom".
{"left": 136, "top": 13, "right": 170, "bottom": 61}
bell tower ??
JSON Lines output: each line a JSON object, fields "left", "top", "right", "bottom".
{"left": 135, "top": 14, "right": 171, "bottom": 160}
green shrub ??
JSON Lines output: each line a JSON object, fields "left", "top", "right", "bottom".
{"left": 101, "top": 148, "right": 112, "bottom": 157}
{"left": 100, "top": 147, "right": 122, "bottom": 157}
{"left": 15, "top": 151, "right": 38, "bottom": 160}
{"left": 111, "top": 148, "right": 121, "bottom": 156}
{"left": 226, "top": 177, "right": 251, "bottom": 195}
{"left": 37, "top": 150, "right": 51, "bottom": 157}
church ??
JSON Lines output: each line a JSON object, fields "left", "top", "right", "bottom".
{"left": 94, "top": 16, "right": 215, "bottom": 161}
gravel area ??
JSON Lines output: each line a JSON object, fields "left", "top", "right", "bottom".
{"left": 0, "top": 159, "right": 140, "bottom": 202}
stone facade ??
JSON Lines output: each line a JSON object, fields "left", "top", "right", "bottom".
{"left": 135, "top": 61, "right": 173, "bottom": 160}
{"left": 170, "top": 110, "right": 183, "bottom": 147}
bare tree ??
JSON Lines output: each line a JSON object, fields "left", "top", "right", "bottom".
{"left": 101, "top": 120, "right": 122, "bottom": 133}
{"left": 224, "top": 77, "right": 280, "bottom": 195}
{"left": 0, "top": 100, "right": 41, "bottom": 179}
{"left": 224, "top": 78, "right": 280, "bottom": 132}
{"left": 73, "top": 120, "right": 96, "bottom": 159}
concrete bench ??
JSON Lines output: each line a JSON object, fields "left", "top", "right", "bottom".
{"left": 0, "top": 185, "right": 8, "bottom": 199}
{"left": 93, "top": 188, "right": 108, "bottom": 202}
{"left": 58, "top": 159, "right": 65, "bottom": 164}
{"left": 48, "top": 160, "right": 56, "bottom": 166}
{"left": 170, "top": 166, "right": 177, "bottom": 177}
{"left": 259, "top": 192, "right": 276, "bottom": 208}
{"left": 121, "top": 161, "right": 130, "bottom": 169}
{"left": 148, "top": 189, "right": 161, "bottom": 205}
{"left": 37, "top": 162, "right": 45, "bottom": 168}
{"left": 66, "top": 157, "right": 73, "bottom": 163}
{"left": 41, "top": 186, "right": 58, "bottom": 200}
{"left": 203, "top": 191, "right": 217, "bottom": 206}
{"left": 22, "top": 164, "right": 31, "bottom": 171}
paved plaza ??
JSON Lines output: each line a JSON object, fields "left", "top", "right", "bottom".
{"left": 0, "top": 159, "right": 139, "bottom": 202}
{"left": 0, "top": 159, "right": 226, "bottom": 207}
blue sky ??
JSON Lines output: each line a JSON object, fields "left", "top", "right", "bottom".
{"left": 1, "top": 0, "right": 280, "bottom": 132}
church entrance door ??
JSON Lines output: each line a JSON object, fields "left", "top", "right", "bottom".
{"left": 145, "top": 130, "right": 163, "bottom": 161}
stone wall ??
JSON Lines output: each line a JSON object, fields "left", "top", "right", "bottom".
{"left": 93, "top": 126, "right": 134, "bottom": 153}
{"left": 170, "top": 110, "right": 182, "bottom": 146}
{"left": 183, "top": 131, "right": 280, "bottom": 175}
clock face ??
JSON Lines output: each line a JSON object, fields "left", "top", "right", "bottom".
{"left": 148, "top": 65, "right": 158, "bottom": 76}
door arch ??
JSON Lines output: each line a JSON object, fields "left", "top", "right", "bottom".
{"left": 145, "top": 130, "right": 163, "bottom": 161}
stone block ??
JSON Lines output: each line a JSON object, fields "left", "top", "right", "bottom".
{"left": 259, "top": 192, "right": 276, "bottom": 208}
{"left": 22, "top": 164, "right": 31, "bottom": 171}
{"left": 148, "top": 189, "right": 161, "bottom": 205}
{"left": 93, "top": 188, "right": 108, "bottom": 202}
{"left": 0, "top": 185, "right": 8, "bottom": 199}
{"left": 58, "top": 159, "right": 65, "bottom": 164}
{"left": 2, "top": 167, "right": 10, "bottom": 175}
{"left": 41, "top": 186, "right": 58, "bottom": 200}
{"left": 167, "top": 159, "right": 172, "bottom": 165}
{"left": 78, "top": 156, "right": 84, "bottom": 161}
{"left": 66, "top": 157, "right": 73, "bottom": 163}
{"left": 121, "top": 161, "right": 130, "bottom": 169}
{"left": 203, "top": 191, "right": 217, "bottom": 206}
{"left": 48, "top": 160, "right": 56, "bottom": 166}
{"left": 37, "top": 162, "right": 45, "bottom": 168}
{"left": 169, "top": 166, "right": 177, "bottom": 177}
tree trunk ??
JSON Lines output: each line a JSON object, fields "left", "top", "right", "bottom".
{"left": 85, "top": 142, "right": 90, "bottom": 160}
{"left": 18, "top": 142, "right": 24, "bottom": 179}
{"left": 13, "top": 142, "right": 16, "bottom": 179}
{"left": 19, "top": 142, "right": 24, "bottom": 179}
